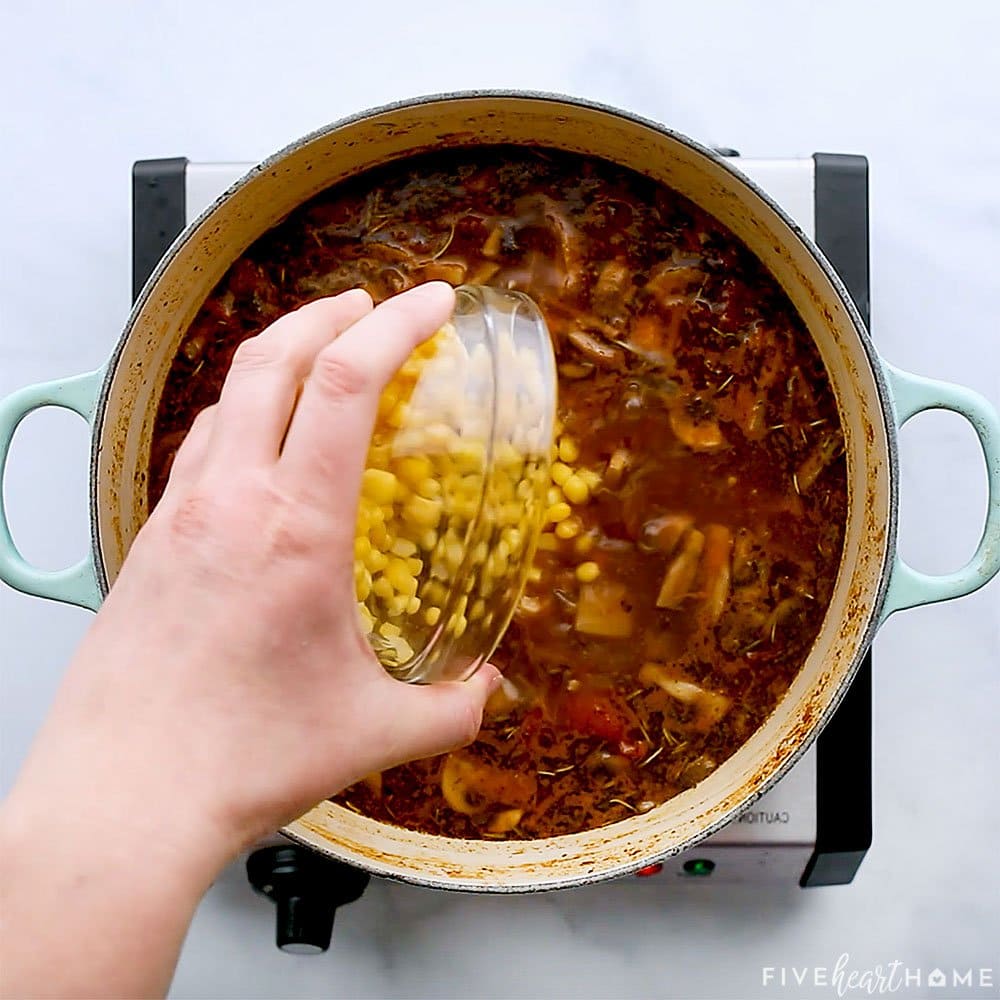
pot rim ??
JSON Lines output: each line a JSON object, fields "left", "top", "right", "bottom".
{"left": 89, "top": 90, "right": 899, "bottom": 889}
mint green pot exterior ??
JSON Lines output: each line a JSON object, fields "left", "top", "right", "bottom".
{"left": 1, "top": 92, "right": 998, "bottom": 891}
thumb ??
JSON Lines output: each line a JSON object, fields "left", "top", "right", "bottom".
{"left": 383, "top": 664, "right": 502, "bottom": 766}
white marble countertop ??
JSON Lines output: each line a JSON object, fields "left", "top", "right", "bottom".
{"left": 1, "top": 1, "right": 998, "bottom": 997}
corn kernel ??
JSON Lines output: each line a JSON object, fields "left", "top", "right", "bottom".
{"left": 387, "top": 594, "right": 410, "bottom": 617}
{"left": 580, "top": 469, "right": 602, "bottom": 491}
{"left": 356, "top": 507, "right": 372, "bottom": 535}
{"left": 562, "top": 475, "right": 590, "bottom": 505}
{"left": 390, "top": 538, "right": 417, "bottom": 558}
{"left": 417, "top": 478, "right": 441, "bottom": 499}
{"left": 403, "top": 494, "right": 443, "bottom": 528}
{"left": 379, "top": 621, "right": 402, "bottom": 639}
{"left": 574, "top": 534, "right": 595, "bottom": 555}
{"left": 452, "top": 614, "right": 468, "bottom": 638}
{"left": 385, "top": 557, "right": 418, "bottom": 596}
{"left": 366, "top": 444, "right": 391, "bottom": 469}
{"left": 362, "top": 468, "right": 397, "bottom": 505}
{"left": 406, "top": 595, "right": 422, "bottom": 615}
{"left": 365, "top": 549, "right": 389, "bottom": 573}
{"left": 372, "top": 576, "right": 394, "bottom": 600}
{"left": 546, "top": 486, "right": 563, "bottom": 506}
{"left": 495, "top": 442, "right": 521, "bottom": 468}
{"left": 558, "top": 437, "right": 580, "bottom": 463}
{"left": 395, "top": 455, "right": 432, "bottom": 488}
{"left": 576, "top": 561, "right": 601, "bottom": 583}
{"left": 546, "top": 502, "right": 572, "bottom": 523}
{"left": 501, "top": 501, "right": 523, "bottom": 525}
{"left": 445, "top": 540, "right": 465, "bottom": 572}
{"left": 470, "top": 598, "right": 486, "bottom": 621}
{"left": 386, "top": 402, "right": 408, "bottom": 428}
{"left": 424, "top": 606, "right": 442, "bottom": 626}
{"left": 555, "top": 518, "right": 581, "bottom": 540}
{"left": 406, "top": 557, "right": 423, "bottom": 576}
{"left": 454, "top": 498, "right": 480, "bottom": 521}
{"left": 537, "top": 532, "right": 559, "bottom": 551}
{"left": 453, "top": 440, "right": 485, "bottom": 472}
{"left": 418, "top": 528, "right": 438, "bottom": 551}
{"left": 354, "top": 536, "right": 372, "bottom": 561}
{"left": 501, "top": 527, "right": 523, "bottom": 552}
{"left": 551, "top": 462, "right": 573, "bottom": 486}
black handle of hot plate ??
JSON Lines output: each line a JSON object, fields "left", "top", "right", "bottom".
{"left": 246, "top": 845, "right": 371, "bottom": 954}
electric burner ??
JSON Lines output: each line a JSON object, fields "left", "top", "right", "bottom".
{"left": 132, "top": 150, "right": 872, "bottom": 951}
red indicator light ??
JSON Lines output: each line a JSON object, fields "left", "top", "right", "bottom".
{"left": 635, "top": 863, "right": 663, "bottom": 877}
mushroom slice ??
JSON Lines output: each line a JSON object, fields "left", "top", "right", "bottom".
{"left": 604, "top": 447, "right": 631, "bottom": 488}
{"left": 638, "top": 663, "right": 732, "bottom": 734}
{"left": 441, "top": 754, "right": 488, "bottom": 815}
{"left": 487, "top": 809, "right": 524, "bottom": 834}
{"left": 591, "top": 259, "right": 633, "bottom": 323}
{"left": 640, "top": 513, "right": 694, "bottom": 555}
{"left": 567, "top": 329, "right": 625, "bottom": 368}
{"left": 655, "top": 528, "right": 705, "bottom": 609}
{"left": 440, "top": 753, "right": 537, "bottom": 816}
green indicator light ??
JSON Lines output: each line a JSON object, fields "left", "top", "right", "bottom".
{"left": 682, "top": 858, "right": 716, "bottom": 877}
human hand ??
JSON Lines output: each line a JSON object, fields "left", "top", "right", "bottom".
{"left": 11, "top": 282, "right": 500, "bottom": 858}
{"left": 2, "top": 282, "right": 504, "bottom": 998}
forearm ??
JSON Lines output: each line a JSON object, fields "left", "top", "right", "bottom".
{"left": 0, "top": 733, "right": 234, "bottom": 999}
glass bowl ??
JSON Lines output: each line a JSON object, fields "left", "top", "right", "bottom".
{"left": 353, "top": 284, "right": 557, "bottom": 683}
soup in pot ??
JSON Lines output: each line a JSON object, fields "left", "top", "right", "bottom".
{"left": 149, "top": 147, "right": 847, "bottom": 839}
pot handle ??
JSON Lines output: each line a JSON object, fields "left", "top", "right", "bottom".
{"left": 0, "top": 370, "right": 105, "bottom": 611}
{"left": 880, "top": 361, "right": 1000, "bottom": 622}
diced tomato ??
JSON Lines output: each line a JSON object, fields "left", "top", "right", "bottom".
{"left": 560, "top": 691, "right": 627, "bottom": 743}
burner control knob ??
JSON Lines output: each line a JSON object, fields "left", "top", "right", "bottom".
{"left": 246, "top": 845, "right": 370, "bottom": 954}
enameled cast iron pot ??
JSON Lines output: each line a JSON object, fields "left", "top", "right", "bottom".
{"left": 2, "top": 92, "right": 998, "bottom": 892}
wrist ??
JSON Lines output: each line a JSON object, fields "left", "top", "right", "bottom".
{"left": 0, "top": 773, "right": 232, "bottom": 998}
{"left": 2, "top": 698, "right": 242, "bottom": 900}
{"left": 1, "top": 765, "right": 232, "bottom": 902}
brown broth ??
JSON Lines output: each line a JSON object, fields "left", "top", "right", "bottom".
{"left": 149, "top": 147, "right": 846, "bottom": 840}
